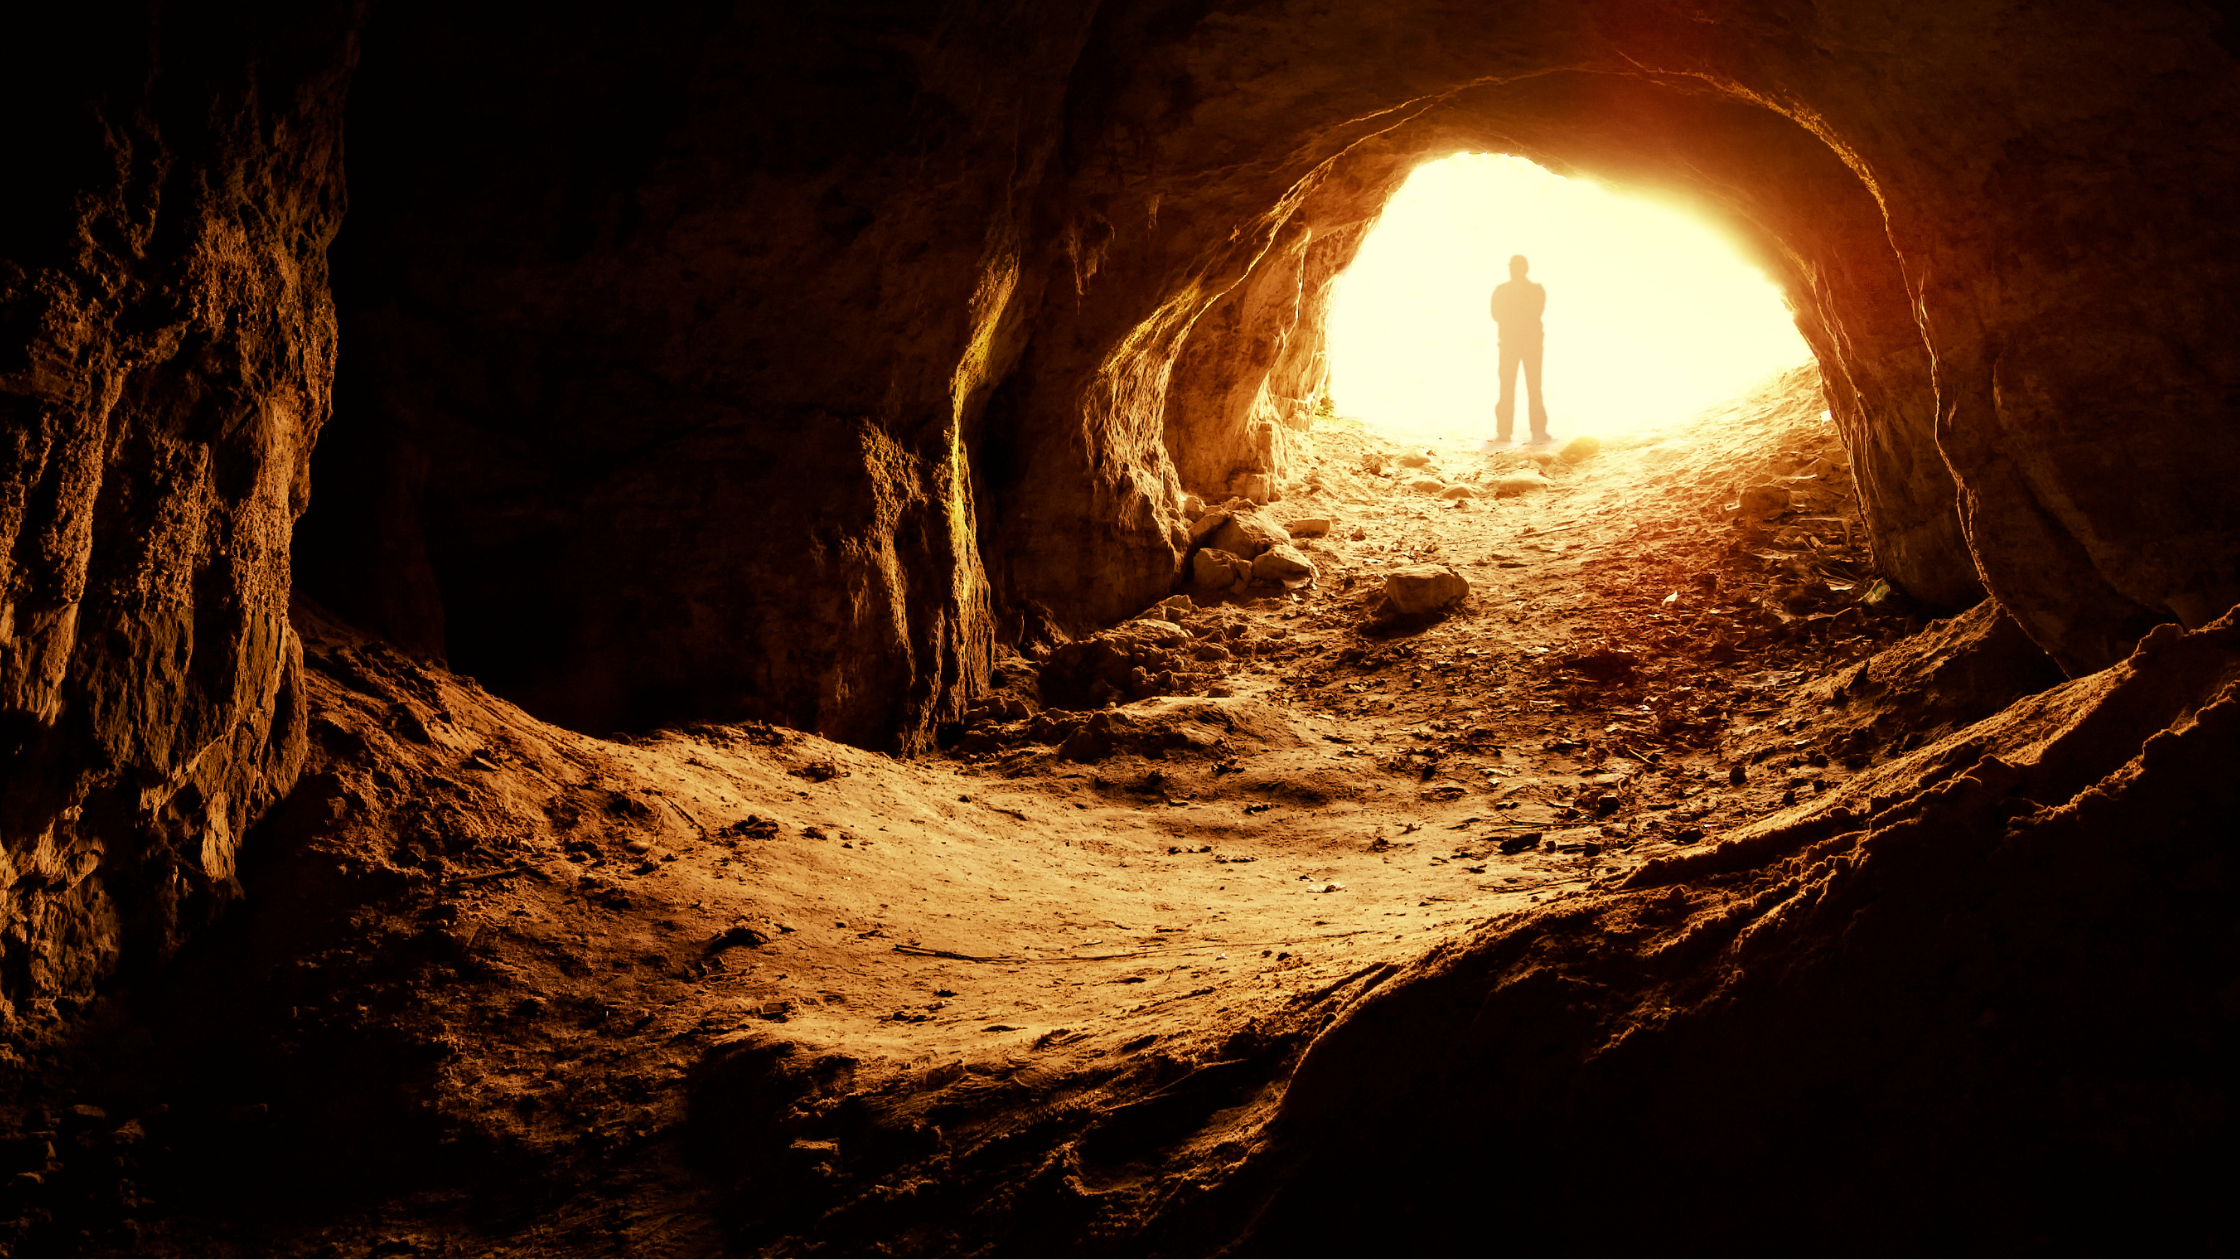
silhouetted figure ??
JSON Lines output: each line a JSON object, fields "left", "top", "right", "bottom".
{"left": 1488, "top": 254, "right": 1549, "bottom": 447}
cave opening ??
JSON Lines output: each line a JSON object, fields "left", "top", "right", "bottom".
{"left": 1325, "top": 152, "right": 1811, "bottom": 442}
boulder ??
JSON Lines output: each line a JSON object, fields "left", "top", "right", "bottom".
{"left": 1182, "top": 493, "right": 1207, "bottom": 519}
{"left": 1252, "top": 544, "right": 1319, "bottom": 588}
{"left": 1405, "top": 477, "right": 1447, "bottom": 495}
{"left": 1189, "top": 510, "right": 1231, "bottom": 544}
{"left": 1382, "top": 565, "right": 1469, "bottom": 617}
{"left": 1439, "top": 484, "right": 1475, "bottom": 500}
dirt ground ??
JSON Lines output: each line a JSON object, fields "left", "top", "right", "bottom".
{"left": 4, "top": 363, "right": 2022, "bottom": 1256}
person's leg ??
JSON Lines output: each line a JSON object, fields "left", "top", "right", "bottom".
{"left": 1523, "top": 336, "right": 1548, "bottom": 441}
{"left": 1495, "top": 340, "right": 1519, "bottom": 441}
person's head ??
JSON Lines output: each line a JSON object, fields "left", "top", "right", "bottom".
{"left": 1509, "top": 254, "right": 1530, "bottom": 279}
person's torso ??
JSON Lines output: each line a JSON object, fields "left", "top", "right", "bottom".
{"left": 1490, "top": 280, "right": 1545, "bottom": 335}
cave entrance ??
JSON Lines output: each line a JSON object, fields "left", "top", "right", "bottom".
{"left": 1325, "top": 154, "right": 1809, "bottom": 441}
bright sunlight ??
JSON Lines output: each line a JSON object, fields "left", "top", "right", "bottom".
{"left": 1325, "top": 154, "right": 1810, "bottom": 440}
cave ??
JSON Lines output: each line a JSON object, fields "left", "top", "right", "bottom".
{"left": 4, "top": 0, "right": 2238, "bottom": 1253}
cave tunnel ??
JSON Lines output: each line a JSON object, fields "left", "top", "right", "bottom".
{"left": 4, "top": 0, "right": 2239, "bottom": 1253}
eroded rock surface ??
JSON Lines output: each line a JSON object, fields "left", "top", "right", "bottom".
{"left": 0, "top": 4, "right": 353, "bottom": 1014}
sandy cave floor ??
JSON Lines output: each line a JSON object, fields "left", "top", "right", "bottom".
{"left": 9, "top": 364, "right": 1973, "bottom": 1257}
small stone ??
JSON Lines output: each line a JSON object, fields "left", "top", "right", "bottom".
{"left": 1124, "top": 618, "right": 1189, "bottom": 646}
{"left": 1284, "top": 516, "right": 1333, "bottom": 537}
{"left": 1189, "top": 510, "right": 1230, "bottom": 544}
{"left": 1182, "top": 493, "right": 1207, "bottom": 519}
{"left": 1405, "top": 477, "right": 1446, "bottom": 495}
{"left": 1396, "top": 453, "right": 1432, "bottom": 469}
{"left": 625, "top": 837, "right": 655, "bottom": 854}
{"left": 1251, "top": 544, "right": 1318, "bottom": 588}
{"left": 1728, "top": 763, "right": 1748, "bottom": 785}
{"left": 1558, "top": 434, "right": 1602, "bottom": 463}
{"left": 1490, "top": 471, "right": 1550, "bottom": 498}
{"left": 1381, "top": 564, "right": 1469, "bottom": 616}
{"left": 1438, "top": 484, "right": 1474, "bottom": 500}
{"left": 1736, "top": 484, "right": 1792, "bottom": 519}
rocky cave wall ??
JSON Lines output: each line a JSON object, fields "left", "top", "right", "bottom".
{"left": 12, "top": 0, "right": 2240, "bottom": 1009}
{"left": 0, "top": 1, "right": 352, "bottom": 1020}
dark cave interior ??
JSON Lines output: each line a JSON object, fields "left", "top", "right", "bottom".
{"left": 4, "top": 0, "right": 2238, "bottom": 1253}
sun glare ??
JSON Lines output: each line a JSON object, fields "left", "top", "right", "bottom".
{"left": 1325, "top": 154, "right": 1810, "bottom": 440}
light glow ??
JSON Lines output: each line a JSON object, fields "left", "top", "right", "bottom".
{"left": 1326, "top": 154, "right": 1810, "bottom": 439}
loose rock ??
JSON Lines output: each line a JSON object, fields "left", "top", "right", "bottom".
{"left": 1191, "top": 547, "right": 1253, "bottom": 592}
{"left": 1736, "top": 484, "right": 1792, "bottom": 520}
{"left": 1209, "top": 506, "right": 1290, "bottom": 559}
{"left": 1380, "top": 564, "right": 1469, "bottom": 617}
{"left": 1490, "top": 471, "right": 1551, "bottom": 498}
{"left": 1558, "top": 435, "right": 1602, "bottom": 463}
{"left": 1251, "top": 544, "right": 1318, "bottom": 588}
